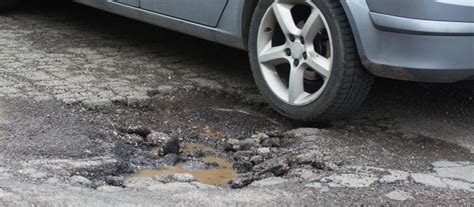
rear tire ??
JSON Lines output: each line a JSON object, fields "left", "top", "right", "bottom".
{"left": 249, "top": 0, "right": 373, "bottom": 122}
{"left": 0, "top": 0, "right": 21, "bottom": 11}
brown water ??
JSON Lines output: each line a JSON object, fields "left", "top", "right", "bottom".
{"left": 136, "top": 144, "right": 236, "bottom": 188}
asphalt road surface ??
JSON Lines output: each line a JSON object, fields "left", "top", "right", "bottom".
{"left": 0, "top": 2, "right": 473, "bottom": 206}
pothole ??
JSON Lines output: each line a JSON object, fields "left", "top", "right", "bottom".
{"left": 15, "top": 125, "right": 345, "bottom": 191}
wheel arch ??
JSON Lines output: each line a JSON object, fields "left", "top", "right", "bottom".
{"left": 338, "top": 0, "right": 369, "bottom": 62}
{"left": 241, "top": 0, "right": 259, "bottom": 50}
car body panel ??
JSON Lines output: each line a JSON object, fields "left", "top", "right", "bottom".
{"left": 115, "top": 0, "right": 139, "bottom": 7}
{"left": 369, "top": 12, "right": 474, "bottom": 36}
{"left": 74, "top": 0, "right": 474, "bottom": 83}
{"left": 139, "top": 0, "right": 228, "bottom": 27}
{"left": 341, "top": 0, "right": 474, "bottom": 82}
{"left": 75, "top": 0, "right": 248, "bottom": 49}
{"left": 366, "top": 0, "right": 474, "bottom": 22}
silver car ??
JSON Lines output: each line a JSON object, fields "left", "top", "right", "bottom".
{"left": 3, "top": 0, "right": 474, "bottom": 121}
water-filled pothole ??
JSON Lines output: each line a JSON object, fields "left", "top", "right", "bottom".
{"left": 135, "top": 144, "right": 237, "bottom": 188}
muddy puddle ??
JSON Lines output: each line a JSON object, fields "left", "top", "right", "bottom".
{"left": 135, "top": 144, "right": 236, "bottom": 188}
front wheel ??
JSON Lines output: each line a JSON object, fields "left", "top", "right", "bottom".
{"left": 0, "top": 0, "right": 21, "bottom": 11}
{"left": 249, "top": 0, "right": 373, "bottom": 122}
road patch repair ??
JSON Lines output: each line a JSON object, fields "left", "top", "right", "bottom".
{"left": 0, "top": 3, "right": 473, "bottom": 206}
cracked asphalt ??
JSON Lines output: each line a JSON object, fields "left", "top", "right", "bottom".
{"left": 0, "top": 2, "right": 473, "bottom": 206}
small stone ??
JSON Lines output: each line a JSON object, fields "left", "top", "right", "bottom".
{"left": 229, "top": 176, "right": 256, "bottom": 189}
{"left": 227, "top": 138, "right": 240, "bottom": 145}
{"left": 234, "top": 161, "right": 253, "bottom": 173}
{"left": 250, "top": 155, "right": 264, "bottom": 165}
{"left": 168, "top": 173, "right": 196, "bottom": 183}
{"left": 124, "top": 125, "right": 151, "bottom": 137}
{"left": 160, "top": 153, "right": 180, "bottom": 166}
{"left": 295, "top": 150, "right": 322, "bottom": 164}
{"left": 224, "top": 139, "right": 240, "bottom": 152}
{"left": 253, "top": 156, "right": 290, "bottom": 176}
{"left": 70, "top": 175, "right": 92, "bottom": 186}
{"left": 126, "top": 134, "right": 144, "bottom": 145}
{"left": 223, "top": 143, "right": 234, "bottom": 152}
{"left": 146, "top": 132, "right": 180, "bottom": 155}
{"left": 252, "top": 133, "right": 269, "bottom": 144}
{"left": 146, "top": 132, "right": 169, "bottom": 146}
{"left": 234, "top": 151, "right": 254, "bottom": 160}
{"left": 261, "top": 138, "right": 281, "bottom": 147}
{"left": 385, "top": 190, "right": 414, "bottom": 201}
{"left": 311, "top": 160, "right": 326, "bottom": 170}
{"left": 111, "top": 96, "right": 127, "bottom": 105}
{"left": 256, "top": 147, "right": 271, "bottom": 155}
{"left": 105, "top": 176, "right": 124, "bottom": 186}
{"left": 239, "top": 139, "right": 257, "bottom": 151}
{"left": 324, "top": 162, "right": 341, "bottom": 171}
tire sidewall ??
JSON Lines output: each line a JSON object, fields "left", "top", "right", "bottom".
{"left": 249, "top": 0, "right": 349, "bottom": 121}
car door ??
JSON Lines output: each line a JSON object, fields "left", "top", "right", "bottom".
{"left": 139, "top": 0, "right": 229, "bottom": 27}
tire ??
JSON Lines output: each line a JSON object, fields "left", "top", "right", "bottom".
{"left": 249, "top": 0, "right": 373, "bottom": 122}
{"left": 0, "top": 0, "right": 21, "bottom": 11}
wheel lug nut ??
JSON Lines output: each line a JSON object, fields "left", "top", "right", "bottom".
{"left": 285, "top": 48, "right": 291, "bottom": 56}
{"left": 301, "top": 38, "right": 305, "bottom": 44}
{"left": 289, "top": 35, "right": 295, "bottom": 42}
{"left": 303, "top": 52, "right": 307, "bottom": 60}
{"left": 294, "top": 59, "right": 300, "bottom": 66}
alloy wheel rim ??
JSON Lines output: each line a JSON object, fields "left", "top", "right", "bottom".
{"left": 257, "top": 0, "right": 334, "bottom": 106}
